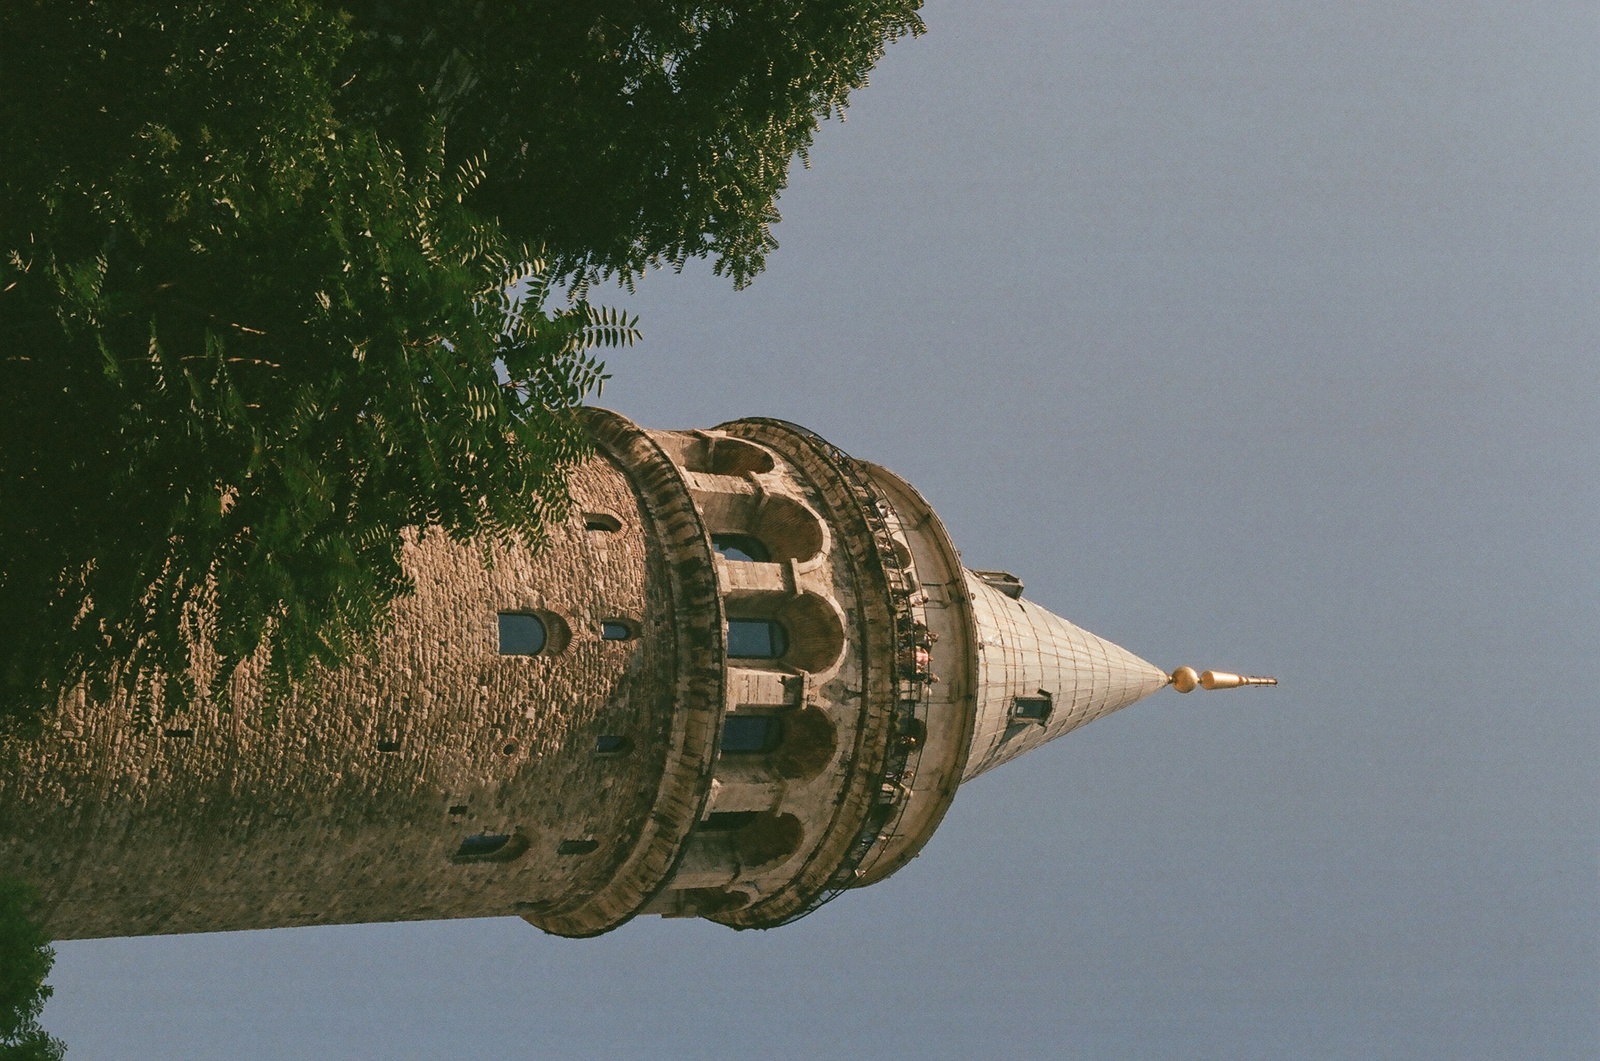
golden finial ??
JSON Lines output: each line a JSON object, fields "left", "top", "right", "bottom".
{"left": 1169, "top": 667, "right": 1277, "bottom": 693}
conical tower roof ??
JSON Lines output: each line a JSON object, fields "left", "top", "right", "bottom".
{"left": 961, "top": 572, "right": 1169, "bottom": 780}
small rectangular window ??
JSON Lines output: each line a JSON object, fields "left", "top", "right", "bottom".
{"left": 727, "top": 619, "right": 786, "bottom": 659}
{"left": 1011, "top": 694, "right": 1053, "bottom": 725}
{"left": 721, "top": 714, "right": 783, "bottom": 754}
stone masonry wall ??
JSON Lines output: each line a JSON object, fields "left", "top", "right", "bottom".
{"left": 0, "top": 433, "right": 699, "bottom": 940}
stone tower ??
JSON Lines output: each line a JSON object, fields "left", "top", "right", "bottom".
{"left": 0, "top": 409, "right": 1253, "bottom": 940}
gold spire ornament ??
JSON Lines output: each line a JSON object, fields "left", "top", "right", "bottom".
{"left": 1169, "top": 666, "right": 1278, "bottom": 693}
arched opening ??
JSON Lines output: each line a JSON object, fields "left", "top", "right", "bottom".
{"left": 498, "top": 613, "right": 546, "bottom": 655}
{"left": 771, "top": 706, "right": 837, "bottom": 780}
{"left": 729, "top": 812, "right": 804, "bottom": 870}
{"left": 673, "top": 888, "right": 751, "bottom": 915}
{"left": 702, "top": 810, "right": 761, "bottom": 832}
{"left": 656, "top": 433, "right": 775, "bottom": 477}
{"left": 696, "top": 492, "right": 826, "bottom": 567}
{"left": 726, "top": 618, "right": 787, "bottom": 660}
{"left": 716, "top": 706, "right": 836, "bottom": 781}
{"left": 497, "top": 611, "right": 570, "bottom": 655}
{"left": 712, "top": 534, "right": 771, "bottom": 563}
{"left": 720, "top": 713, "right": 784, "bottom": 754}
{"left": 749, "top": 495, "right": 825, "bottom": 564}
{"left": 705, "top": 438, "right": 775, "bottom": 476}
{"left": 599, "top": 620, "right": 636, "bottom": 641}
{"left": 557, "top": 839, "right": 599, "bottom": 856}
{"left": 583, "top": 512, "right": 623, "bottom": 533}
{"left": 671, "top": 811, "right": 806, "bottom": 890}
{"left": 643, "top": 887, "right": 753, "bottom": 919}
{"left": 725, "top": 594, "right": 845, "bottom": 674}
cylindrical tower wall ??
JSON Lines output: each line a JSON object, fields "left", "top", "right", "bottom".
{"left": 0, "top": 410, "right": 724, "bottom": 940}
{"left": 0, "top": 408, "right": 1180, "bottom": 942}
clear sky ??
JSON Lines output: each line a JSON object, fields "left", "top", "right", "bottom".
{"left": 45, "top": 2, "right": 1597, "bottom": 1058}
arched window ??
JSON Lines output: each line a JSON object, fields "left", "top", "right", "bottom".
{"left": 693, "top": 811, "right": 804, "bottom": 869}
{"left": 583, "top": 512, "right": 622, "bottom": 532}
{"left": 594, "top": 734, "right": 633, "bottom": 756}
{"left": 600, "top": 620, "right": 635, "bottom": 641}
{"left": 726, "top": 619, "right": 787, "bottom": 660}
{"left": 557, "top": 839, "right": 599, "bottom": 856}
{"left": 712, "top": 534, "right": 771, "bottom": 563}
{"left": 498, "top": 613, "right": 547, "bottom": 655}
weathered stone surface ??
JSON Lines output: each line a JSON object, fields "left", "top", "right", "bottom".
{"left": 1, "top": 436, "right": 689, "bottom": 939}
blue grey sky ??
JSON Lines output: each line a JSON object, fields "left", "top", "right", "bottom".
{"left": 45, "top": 2, "right": 1597, "bottom": 1058}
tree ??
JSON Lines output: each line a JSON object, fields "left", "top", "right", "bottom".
{"left": 0, "top": 880, "right": 64, "bottom": 1061}
{"left": 1, "top": 4, "right": 627, "bottom": 729}
{"left": 0, "top": 2, "right": 922, "bottom": 732}
{"left": 336, "top": 1, "right": 925, "bottom": 286}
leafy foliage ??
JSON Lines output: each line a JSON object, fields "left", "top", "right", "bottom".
{"left": 0, "top": 1, "right": 920, "bottom": 731}
{"left": 0, "top": 880, "right": 64, "bottom": 1061}
{"left": 337, "top": 0, "right": 926, "bottom": 286}
{"left": 0, "top": 5, "right": 627, "bottom": 727}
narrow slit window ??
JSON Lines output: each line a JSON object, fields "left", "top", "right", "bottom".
{"left": 600, "top": 620, "right": 635, "bottom": 641}
{"left": 712, "top": 534, "right": 772, "bottom": 563}
{"left": 498, "top": 613, "right": 547, "bottom": 655}
{"left": 453, "top": 832, "right": 530, "bottom": 864}
{"left": 721, "top": 714, "right": 783, "bottom": 754}
{"left": 726, "top": 619, "right": 787, "bottom": 660}
{"left": 557, "top": 839, "right": 599, "bottom": 856}
{"left": 594, "top": 735, "right": 633, "bottom": 756}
